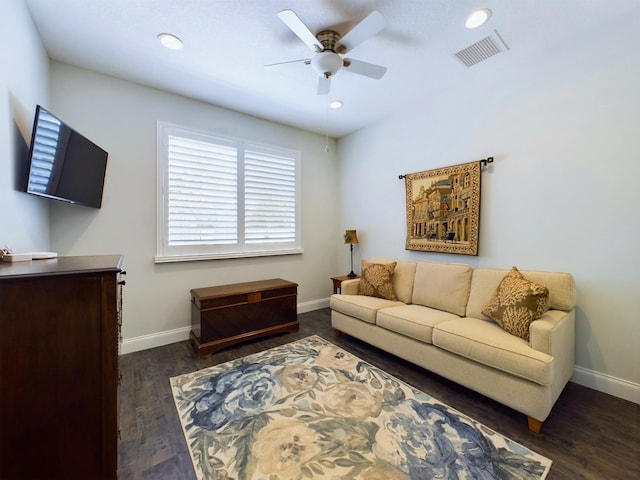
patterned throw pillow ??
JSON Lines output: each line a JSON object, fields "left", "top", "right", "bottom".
{"left": 358, "top": 260, "right": 397, "bottom": 301}
{"left": 482, "top": 266, "right": 550, "bottom": 341}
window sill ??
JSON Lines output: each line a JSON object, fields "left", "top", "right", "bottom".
{"left": 154, "top": 248, "right": 304, "bottom": 264}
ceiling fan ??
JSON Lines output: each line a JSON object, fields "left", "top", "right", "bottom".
{"left": 270, "top": 9, "right": 387, "bottom": 95}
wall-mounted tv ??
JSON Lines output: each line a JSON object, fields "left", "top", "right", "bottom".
{"left": 25, "top": 105, "right": 108, "bottom": 209}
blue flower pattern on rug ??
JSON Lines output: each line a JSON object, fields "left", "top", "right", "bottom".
{"left": 171, "top": 336, "right": 551, "bottom": 480}
{"left": 191, "top": 363, "right": 280, "bottom": 431}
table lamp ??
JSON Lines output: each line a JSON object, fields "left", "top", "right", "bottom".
{"left": 344, "top": 230, "right": 359, "bottom": 278}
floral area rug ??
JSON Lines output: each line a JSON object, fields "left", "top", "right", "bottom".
{"left": 170, "top": 335, "right": 551, "bottom": 480}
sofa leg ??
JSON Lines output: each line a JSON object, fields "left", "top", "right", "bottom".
{"left": 527, "top": 416, "right": 543, "bottom": 433}
{"left": 334, "top": 329, "right": 342, "bottom": 337}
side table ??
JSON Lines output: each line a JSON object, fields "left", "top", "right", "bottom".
{"left": 331, "top": 275, "right": 358, "bottom": 294}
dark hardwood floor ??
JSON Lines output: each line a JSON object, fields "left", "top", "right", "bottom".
{"left": 118, "top": 308, "right": 640, "bottom": 479}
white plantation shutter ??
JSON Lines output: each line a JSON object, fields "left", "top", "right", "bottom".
{"left": 245, "top": 147, "right": 297, "bottom": 244}
{"left": 167, "top": 135, "right": 238, "bottom": 246}
{"left": 157, "top": 123, "right": 302, "bottom": 262}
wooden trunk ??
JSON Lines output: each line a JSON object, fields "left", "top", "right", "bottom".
{"left": 190, "top": 278, "right": 298, "bottom": 357}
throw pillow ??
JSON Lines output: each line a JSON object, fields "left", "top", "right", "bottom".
{"left": 482, "top": 266, "right": 550, "bottom": 341}
{"left": 358, "top": 260, "right": 397, "bottom": 301}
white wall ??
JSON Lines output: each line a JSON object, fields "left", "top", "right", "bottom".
{"left": 48, "top": 63, "right": 339, "bottom": 351}
{"left": 338, "top": 12, "right": 640, "bottom": 402}
{"left": 0, "top": 0, "right": 50, "bottom": 251}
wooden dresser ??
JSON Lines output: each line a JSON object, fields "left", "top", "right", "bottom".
{"left": 0, "top": 255, "right": 124, "bottom": 479}
{"left": 190, "top": 278, "right": 298, "bottom": 357}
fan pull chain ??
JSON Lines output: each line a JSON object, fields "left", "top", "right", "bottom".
{"left": 324, "top": 100, "right": 330, "bottom": 153}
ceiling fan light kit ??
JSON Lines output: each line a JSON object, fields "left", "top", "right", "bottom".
{"left": 311, "top": 51, "right": 343, "bottom": 78}
{"left": 273, "top": 9, "right": 387, "bottom": 95}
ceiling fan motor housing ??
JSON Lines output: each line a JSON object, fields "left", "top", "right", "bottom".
{"left": 316, "top": 30, "right": 342, "bottom": 50}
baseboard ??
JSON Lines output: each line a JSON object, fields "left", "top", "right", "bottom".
{"left": 297, "top": 298, "right": 329, "bottom": 313}
{"left": 571, "top": 366, "right": 640, "bottom": 404}
{"left": 121, "top": 298, "right": 331, "bottom": 355}
{"left": 120, "top": 325, "right": 192, "bottom": 355}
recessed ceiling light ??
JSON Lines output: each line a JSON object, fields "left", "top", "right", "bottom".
{"left": 465, "top": 8, "right": 492, "bottom": 29}
{"left": 329, "top": 100, "right": 343, "bottom": 109}
{"left": 158, "top": 33, "right": 183, "bottom": 50}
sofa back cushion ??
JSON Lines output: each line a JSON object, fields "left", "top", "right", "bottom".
{"left": 369, "top": 257, "right": 417, "bottom": 304}
{"left": 411, "top": 261, "right": 473, "bottom": 316}
{"left": 467, "top": 268, "right": 577, "bottom": 320}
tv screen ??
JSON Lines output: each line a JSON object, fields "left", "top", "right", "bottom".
{"left": 25, "top": 105, "right": 108, "bottom": 208}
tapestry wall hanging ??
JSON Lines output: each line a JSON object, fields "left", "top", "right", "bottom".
{"left": 404, "top": 160, "right": 481, "bottom": 255}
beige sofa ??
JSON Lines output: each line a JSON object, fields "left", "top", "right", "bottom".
{"left": 330, "top": 257, "right": 576, "bottom": 432}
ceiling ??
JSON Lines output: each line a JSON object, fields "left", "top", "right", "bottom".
{"left": 23, "top": 0, "right": 637, "bottom": 138}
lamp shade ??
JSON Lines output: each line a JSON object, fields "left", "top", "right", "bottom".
{"left": 344, "top": 230, "right": 359, "bottom": 244}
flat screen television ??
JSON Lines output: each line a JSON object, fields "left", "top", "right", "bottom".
{"left": 25, "top": 105, "right": 108, "bottom": 208}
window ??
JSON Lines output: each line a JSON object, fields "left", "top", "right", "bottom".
{"left": 156, "top": 122, "right": 302, "bottom": 262}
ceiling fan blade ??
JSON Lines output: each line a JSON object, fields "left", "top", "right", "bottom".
{"left": 336, "top": 10, "right": 385, "bottom": 53}
{"left": 343, "top": 58, "right": 387, "bottom": 79}
{"left": 317, "top": 76, "right": 331, "bottom": 95}
{"left": 277, "top": 10, "right": 322, "bottom": 52}
{"left": 264, "top": 58, "right": 311, "bottom": 68}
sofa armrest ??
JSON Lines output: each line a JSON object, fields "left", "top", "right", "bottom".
{"left": 341, "top": 279, "right": 360, "bottom": 295}
{"left": 530, "top": 310, "right": 574, "bottom": 355}
{"left": 530, "top": 309, "right": 575, "bottom": 393}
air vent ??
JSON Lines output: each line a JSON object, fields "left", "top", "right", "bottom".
{"left": 455, "top": 34, "right": 506, "bottom": 67}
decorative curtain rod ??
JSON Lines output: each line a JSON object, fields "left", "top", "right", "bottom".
{"left": 398, "top": 157, "right": 493, "bottom": 180}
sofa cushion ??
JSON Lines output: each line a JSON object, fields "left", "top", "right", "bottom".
{"left": 358, "top": 260, "right": 397, "bottom": 300}
{"left": 376, "top": 305, "right": 460, "bottom": 344}
{"left": 411, "top": 261, "right": 473, "bottom": 316}
{"left": 482, "top": 267, "right": 550, "bottom": 340}
{"left": 432, "top": 317, "right": 552, "bottom": 385}
{"left": 369, "top": 257, "right": 417, "bottom": 304}
{"left": 467, "top": 268, "right": 576, "bottom": 320}
{"left": 329, "top": 294, "right": 405, "bottom": 324}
